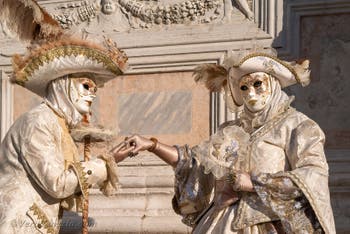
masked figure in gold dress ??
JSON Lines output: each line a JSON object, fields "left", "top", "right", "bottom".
{"left": 114, "top": 53, "right": 336, "bottom": 234}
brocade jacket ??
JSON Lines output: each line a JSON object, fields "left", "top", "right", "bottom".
{"left": 0, "top": 103, "right": 113, "bottom": 234}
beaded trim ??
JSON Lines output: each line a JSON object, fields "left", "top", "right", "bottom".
{"left": 29, "top": 203, "right": 56, "bottom": 234}
{"left": 70, "top": 162, "right": 89, "bottom": 198}
{"left": 232, "top": 52, "right": 301, "bottom": 84}
{"left": 15, "top": 45, "right": 124, "bottom": 84}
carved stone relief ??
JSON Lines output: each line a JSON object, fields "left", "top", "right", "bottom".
{"left": 51, "top": 0, "right": 253, "bottom": 33}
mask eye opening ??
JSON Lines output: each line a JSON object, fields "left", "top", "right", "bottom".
{"left": 253, "top": 81, "right": 262, "bottom": 88}
{"left": 83, "top": 84, "right": 90, "bottom": 90}
{"left": 240, "top": 85, "right": 248, "bottom": 91}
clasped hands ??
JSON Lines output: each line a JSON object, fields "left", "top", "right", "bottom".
{"left": 215, "top": 170, "right": 254, "bottom": 209}
{"left": 109, "top": 135, "right": 156, "bottom": 163}
{"left": 226, "top": 169, "right": 255, "bottom": 193}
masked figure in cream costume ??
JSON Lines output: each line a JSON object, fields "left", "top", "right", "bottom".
{"left": 0, "top": 1, "right": 129, "bottom": 231}
{"left": 114, "top": 53, "right": 336, "bottom": 233}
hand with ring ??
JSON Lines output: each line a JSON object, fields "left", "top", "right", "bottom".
{"left": 110, "top": 135, "right": 154, "bottom": 163}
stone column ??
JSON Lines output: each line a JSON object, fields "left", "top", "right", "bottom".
{"left": 0, "top": 70, "right": 13, "bottom": 141}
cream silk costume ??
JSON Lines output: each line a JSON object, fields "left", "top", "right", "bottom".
{"left": 172, "top": 79, "right": 335, "bottom": 234}
{"left": 0, "top": 78, "right": 118, "bottom": 234}
{"left": 0, "top": 2, "right": 127, "bottom": 231}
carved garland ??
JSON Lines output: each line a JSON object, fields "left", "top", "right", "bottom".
{"left": 54, "top": 1, "right": 98, "bottom": 29}
{"left": 53, "top": 0, "right": 222, "bottom": 29}
{"left": 119, "top": 0, "right": 222, "bottom": 26}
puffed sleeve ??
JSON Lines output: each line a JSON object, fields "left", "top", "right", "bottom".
{"left": 172, "top": 145, "right": 215, "bottom": 227}
{"left": 252, "top": 119, "right": 328, "bottom": 233}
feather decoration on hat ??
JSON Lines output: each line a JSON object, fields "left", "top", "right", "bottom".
{"left": 0, "top": 0, "right": 63, "bottom": 42}
{"left": 193, "top": 64, "right": 228, "bottom": 92}
{"left": 285, "top": 59, "right": 311, "bottom": 87}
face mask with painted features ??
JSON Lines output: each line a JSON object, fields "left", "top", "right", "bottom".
{"left": 238, "top": 72, "right": 272, "bottom": 112}
{"left": 69, "top": 78, "right": 97, "bottom": 115}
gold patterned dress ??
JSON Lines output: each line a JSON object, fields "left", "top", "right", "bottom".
{"left": 172, "top": 81, "right": 335, "bottom": 234}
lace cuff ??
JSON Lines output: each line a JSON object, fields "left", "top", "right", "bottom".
{"left": 172, "top": 145, "right": 214, "bottom": 226}
{"left": 98, "top": 153, "right": 119, "bottom": 196}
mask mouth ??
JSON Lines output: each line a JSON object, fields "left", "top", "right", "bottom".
{"left": 82, "top": 95, "right": 96, "bottom": 105}
{"left": 247, "top": 99, "right": 257, "bottom": 105}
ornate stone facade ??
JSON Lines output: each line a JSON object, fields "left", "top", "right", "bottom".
{"left": 52, "top": 0, "right": 253, "bottom": 31}
{"left": 1, "top": 0, "right": 350, "bottom": 233}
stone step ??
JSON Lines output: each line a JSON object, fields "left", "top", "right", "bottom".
{"left": 89, "top": 188, "right": 175, "bottom": 211}
{"left": 60, "top": 154, "right": 186, "bottom": 233}
{"left": 117, "top": 153, "right": 168, "bottom": 167}
{"left": 118, "top": 175, "right": 174, "bottom": 188}
{"left": 60, "top": 214, "right": 190, "bottom": 234}
{"left": 117, "top": 165, "right": 174, "bottom": 177}
{"left": 59, "top": 187, "right": 188, "bottom": 233}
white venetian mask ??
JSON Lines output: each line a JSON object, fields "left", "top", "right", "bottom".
{"left": 69, "top": 78, "right": 97, "bottom": 115}
{"left": 239, "top": 72, "right": 272, "bottom": 112}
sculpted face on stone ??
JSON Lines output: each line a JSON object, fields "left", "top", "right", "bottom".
{"left": 239, "top": 72, "right": 272, "bottom": 112}
{"left": 69, "top": 77, "right": 97, "bottom": 114}
{"left": 101, "top": 0, "right": 116, "bottom": 15}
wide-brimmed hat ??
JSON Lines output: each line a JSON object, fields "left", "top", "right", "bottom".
{"left": 229, "top": 53, "right": 310, "bottom": 87}
{"left": 194, "top": 52, "right": 310, "bottom": 106}
{"left": 11, "top": 37, "right": 128, "bottom": 97}
{"left": 228, "top": 53, "right": 310, "bottom": 105}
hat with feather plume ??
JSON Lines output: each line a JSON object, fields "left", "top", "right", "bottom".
{"left": 1, "top": 0, "right": 128, "bottom": 97}
{"left": 193, "top": 52, "right": 311, "bottom": 107}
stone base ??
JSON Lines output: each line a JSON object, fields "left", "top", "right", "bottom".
{"left": 60, "top": 154, "right": 190, "bottom": 234}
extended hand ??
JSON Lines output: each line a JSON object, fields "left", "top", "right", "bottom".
{"left": 109, "top": 140, "right": 134, "bottom": 163}
{"left": 110, "top": 135, "right": 155, "bottom": 163}
{"left": 125, "top": 135, "right": 155, "bottom": 153}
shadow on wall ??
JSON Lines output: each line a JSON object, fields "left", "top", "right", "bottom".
{"left": 272, "top": 2, "right": 350, "bottom": 233}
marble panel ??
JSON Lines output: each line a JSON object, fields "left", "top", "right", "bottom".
{"left": 95, "top": 71, "right": 210, "bottom": 148}
{"left": 117, "top": 91, "right": 192, "bottom": 135}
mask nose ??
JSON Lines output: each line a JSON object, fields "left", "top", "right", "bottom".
{"left": 247, "top": 87, "right": 256, "bottom": 99}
